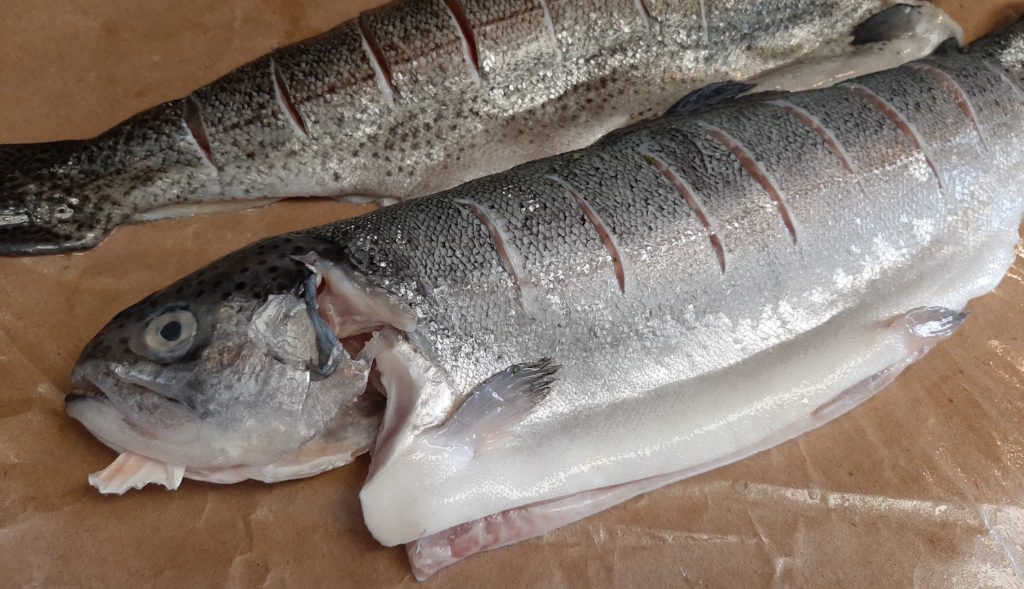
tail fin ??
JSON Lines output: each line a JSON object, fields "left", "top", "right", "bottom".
{"left": 0, "top": 141, "right": 129, "bottom": 255}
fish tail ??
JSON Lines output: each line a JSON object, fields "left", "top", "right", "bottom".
{"left": 0, "top": 101, "right": 219, "bottom": 255}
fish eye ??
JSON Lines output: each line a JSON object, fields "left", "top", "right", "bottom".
{"left": 142, "top": 308, "right": 198, "bottom": 361}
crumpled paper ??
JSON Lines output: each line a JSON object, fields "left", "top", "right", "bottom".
{"left": 1, "top": 0, "right": 1023, "bottom": 586}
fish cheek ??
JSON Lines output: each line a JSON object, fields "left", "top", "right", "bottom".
{"left": 192, "top": 349, "right": 323, "bottom": 457}
{"left": 114, "top": 388, "right": 201, "bottom": 443}
{"left": 301, "top": 354, "right": 373, "bottom": 433}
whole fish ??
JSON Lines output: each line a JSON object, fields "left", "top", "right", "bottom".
{"left": 0, "top": 0, "right": 958, "bottom": 255}
{"left": 65, "top": 17, "right": 1024, "bottom": 579}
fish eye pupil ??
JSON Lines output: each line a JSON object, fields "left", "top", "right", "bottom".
{"left": 160, "top": 320, "right": 182, "bottom": 342}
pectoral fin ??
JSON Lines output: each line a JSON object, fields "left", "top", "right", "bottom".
{"left": 435, "top": 359, "right": 559, "bottom": 459}
{"left": 812, "top": 306, "right": 968, "bottom": 420}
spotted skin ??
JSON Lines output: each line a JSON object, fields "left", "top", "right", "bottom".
{"left": 1, "top": 0, "right": 901, "bottom": 255}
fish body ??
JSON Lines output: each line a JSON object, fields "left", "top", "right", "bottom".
{"left": 0, "top": 0, "right": 958, "bottom": 255}
{"left": 67, "top": 18, "right": 1024, "bottom": 578}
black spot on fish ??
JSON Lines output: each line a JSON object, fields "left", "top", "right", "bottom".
{"left": 221, "top": 292, "right": 232, "bottom": 300}
{"left": 234, "top": 281, "right": 246, "bottom": 290}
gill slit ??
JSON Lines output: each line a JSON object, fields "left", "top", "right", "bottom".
{"left": 766, "top": 99, "right": 867, "bottom": 196}
{"left": 546, "top": 175, "right": 627, "bottom": 292}
{"left": 698, "top": 0, "right": 709, "bottom": 45}
{"left": 358, "top": 15, "right": 397, "bottom": 106}
{"left": 454, "top": 199, "right": 528, "bottom": 296}
{"left": 443, "top": 0, "right": 482, "bottom": 82}
{"left": 910, "top": 61, "right": 986, "bottom": 148}
{"left": 639, "top": 148, "right": 726, "bottom": 272}
{"left": 848, "top": 83, "right": 943, "bottom": 190}
{"left": 701, "top": 124, "right": 798, "bottom": 244}
{"left": 270, "top": 57, "right": 309, "bottom": 137}
{"left": 537, "top": 0, "right": 563, "bottom": 61}
{"left": 182, "top": 96, "right": 223, "bottom": 194}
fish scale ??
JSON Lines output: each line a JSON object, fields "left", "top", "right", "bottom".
{"left": 312, "top": 36, "right": 1024, "bottom": 543}
{"left": 2, "top": 0, "right": 941, "bottom": 255}
{"left": 61, "top": 8, "right": 1016, "bottom": 581}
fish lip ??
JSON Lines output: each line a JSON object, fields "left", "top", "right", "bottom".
{"left": 67, "top": 365, "right": 109, "bottom": 406}
{"left": 68, "top": 361, "right": 190, "bottom": 415}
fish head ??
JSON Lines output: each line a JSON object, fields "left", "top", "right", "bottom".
{"left": 65, "top": 234, "right": 376, "bottom": 471}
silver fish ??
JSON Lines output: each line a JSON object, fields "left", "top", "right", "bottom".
{"left": 66, "top": 16, "right": 1024, "bottom": 579}
{"left": 0, "top": 0, "right": 958, "bottom": 255}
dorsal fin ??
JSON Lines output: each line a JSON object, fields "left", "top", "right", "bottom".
{"left": 665, "top": 80, "right": 756, "bottom": 115}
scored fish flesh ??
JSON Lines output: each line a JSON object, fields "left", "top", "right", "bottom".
{"left": 0, "top": 0, "right": 958, "bottom": 255}
{"left": 66, "top": 16, "right": 1024, "bottom": 580}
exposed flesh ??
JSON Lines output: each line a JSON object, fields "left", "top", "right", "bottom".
{"left": 405, "top": 307, "right": 969, "bottom": 578}
{"left": 344, "top": 25, "right": 1024, "bottom": 573}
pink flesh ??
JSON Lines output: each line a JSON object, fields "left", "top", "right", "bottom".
{"left": 848, "top": 84, "right": 944, "bottom": 189}
{"left": 642, "top": 150, "right": 726, "bottom": 272}
{"left": 183, "top": 96, "right": 215, "bottom": 166}
{"left": 272, "top": 59, "right": 309, "bottom": 137}
{"left": 548, "top": 175, "right": 627, "bottom": 291}
{"left": 89, "top": 451, "right": 184, "bottom": 495}
{"left": 443, "top": 0, "right": 480, "bottom": 77}
{"left": 310, "top": 254, "right": 416, "bottom": 339}
{"left": 702, "top": 124, "right": 798, "bottom": 244}
{"left": 407, "top": 470, "right": 682, "bottom": 580}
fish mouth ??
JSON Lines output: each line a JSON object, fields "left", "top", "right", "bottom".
{"left": 66, "top": 364, "right": 111, "bottom": 407}
{"left": 68, "top": 361, "right": 183, "bottom": 410}
{"left": 66, "top": 361, "right": 198, "bottom": 442}
{"left": 65, "top": 369, "right": 112, "bottom": 413}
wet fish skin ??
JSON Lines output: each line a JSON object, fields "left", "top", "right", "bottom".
{"left": 67, "top": 235, "right": 383, "bottom": 479}
{"left": 1, "top": 0, "right": 925, "bottom": 255}
{"left": 341, "top": 21, "right": 1024, "bottom": 546}
{"left": 65, "top": 15, "right": 1024, "bottom": 577}
{"left": 66, "top": 17, "right": 1024, "bottom": 499}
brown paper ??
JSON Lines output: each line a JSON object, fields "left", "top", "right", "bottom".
{"left": 2, "top": 1, "right": 1024, "bottom": 586}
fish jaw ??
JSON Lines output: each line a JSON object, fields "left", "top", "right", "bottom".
{"left": 66, "top": 361, "right": 229, "bottom": 469}
{"left": 67, "top": 354, "right": 383, "bottom": 491}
